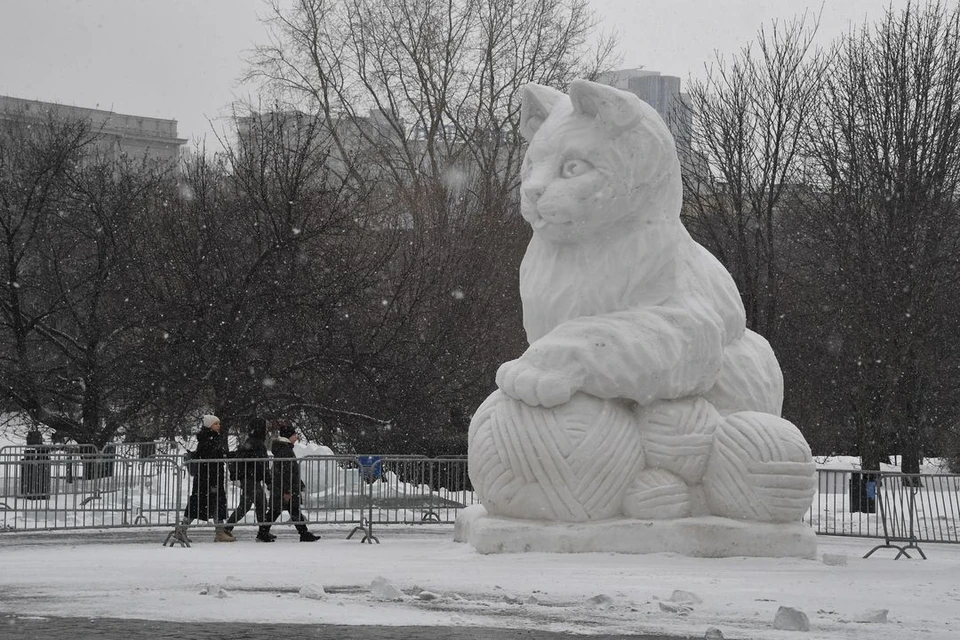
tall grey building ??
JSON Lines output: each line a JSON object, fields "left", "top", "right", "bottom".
{"left": 0, "top": 95, "right": 186, "bottom": 165}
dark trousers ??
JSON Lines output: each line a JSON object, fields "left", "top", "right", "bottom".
{"left": 224, "top": 480, "right": 268, "bottom": 532}
{"left": 259, "top": 492, "right": 309, "bottom": 535}
{"left": 183, "top": 487, "right": 227, "bottom": 524}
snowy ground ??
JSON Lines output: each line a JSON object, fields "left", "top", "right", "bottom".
{"left": 0, "top": 525, "right": 956, "bottom": 639}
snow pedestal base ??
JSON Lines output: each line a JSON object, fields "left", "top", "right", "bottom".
{"left": 454, "top": 504, "right": 816, "bottom": 558}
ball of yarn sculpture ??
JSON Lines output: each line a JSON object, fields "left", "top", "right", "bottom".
{"left": 468, "top": 390, "right": 644, "bottom": 522}
{"left": 622, "top": 467, "right": 692, "bottom": 520}
{"left": 639, "top": 397, "right": 720, "bottom": 485}
{"left": 702, "top": 412, "right": 816, "bottom": 523}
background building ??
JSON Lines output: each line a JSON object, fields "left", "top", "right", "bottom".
{"left": 598, "top": 68, "right": 707, "bottom": 181}
{"left": 0, "top": 95, "right": 186, "bottom": 165}
{"left": 597, "top": 68, "right": 693, "bottom": 147}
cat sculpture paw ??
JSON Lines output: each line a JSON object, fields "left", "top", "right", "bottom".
{"left": 495, "top": 358, "right": 584, "bottom": 408}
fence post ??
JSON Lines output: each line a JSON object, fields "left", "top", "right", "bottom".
{"left": 347, "top": 456, "right": 380, "bottom": 544}
{"left": 422, "top": 460, "right": 441, "bottom": 522}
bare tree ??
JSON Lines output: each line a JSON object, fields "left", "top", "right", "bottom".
{"left": 680, "top": 12, "right": 827, "bottom": 340}
{"left": 798, "top": 1, "right": 960, "bottom": 471}
{"left": 249, "top": 0, "right": 616, "bottom": 205}
{"left": 133, "top": 113, "right": 389, "bottom": 440}
{"left": 0, "top": 110, "right": 93, "bottom": 433}
{"left": 237, "top": 0, "right": 617, "bottom": 450}
{"left": 0, "top": 106, "right": 168, "bottom": 446}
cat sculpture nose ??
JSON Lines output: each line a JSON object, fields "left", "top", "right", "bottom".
{"left": 523, "top": 185, "right": 545, "bottom": 202}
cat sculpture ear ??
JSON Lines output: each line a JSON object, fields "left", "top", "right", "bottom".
{"left": 569, "top": 79, "right": 645, "bottom": 135}
{"left": 520, "top": 83, "right": 567, "bottom": 141}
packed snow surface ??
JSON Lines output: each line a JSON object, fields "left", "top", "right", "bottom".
{"left": 0, "top": 527, "right": 956, "bottom": 639}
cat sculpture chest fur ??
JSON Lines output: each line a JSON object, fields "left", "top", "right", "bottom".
{"left": 464, "top": 79, "right": 816, "bottom": 541}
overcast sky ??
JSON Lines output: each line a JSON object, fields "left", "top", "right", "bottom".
{"left": 0, "top": 0, "right": 914, "bottom": 146}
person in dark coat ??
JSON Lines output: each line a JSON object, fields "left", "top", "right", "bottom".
{"left": 224, "top": 417, "right": 272, "bottom": 539}
{"left": 181, "top": 414, "right": 234, "bottom": 543}
{"left": 257, "top": 420, "right": 319, "bottom": 542}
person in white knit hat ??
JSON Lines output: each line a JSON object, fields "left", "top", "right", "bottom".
{"left": 176, "top": 414, "right": 234, "bottom": 543}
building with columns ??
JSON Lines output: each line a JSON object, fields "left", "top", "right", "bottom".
{"left": 0, "top": 95, "right": 186, "bottom": 165}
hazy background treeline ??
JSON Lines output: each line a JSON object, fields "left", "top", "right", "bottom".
{"left": 1, "top": 0, "right": 959, "bottom": 473}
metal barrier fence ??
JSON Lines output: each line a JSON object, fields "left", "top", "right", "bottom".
{"left": 3, "top": 451, "right": 959, "bottom": 546}
{"left": 0, "top": 449, "right": 477, "bottom": 535}
{"left": 807, "top": 469, "right": 960, "bottom": 545}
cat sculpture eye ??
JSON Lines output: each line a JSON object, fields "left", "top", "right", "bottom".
{"left": 560, "top": 158, "right": 593, "bottom": 178}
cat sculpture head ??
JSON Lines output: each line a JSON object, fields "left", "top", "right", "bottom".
{"left": 519, "top": 79, "right": 683, "bottom": 244}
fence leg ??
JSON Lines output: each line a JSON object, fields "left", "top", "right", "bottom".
{"left": 163, "top": 522, "right": 191, "bottom": 548}
{"left": 421, "top": 461, "right": 440, "bottom": 522}
{"left": 863, "top": 542, "right": 910, "bottom": 559}
{"left": 346, "top": 474, "right": 379, "bottom": 544}
{"left": 864, "top": 482, "right": 926, "bottom": 560}
{"left": 903, "top": 489, "right": 927, "bottom": 559}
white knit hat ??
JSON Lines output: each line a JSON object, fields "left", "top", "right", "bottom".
{"left": 201, "top": 414, "right": 221, "bottom": 429}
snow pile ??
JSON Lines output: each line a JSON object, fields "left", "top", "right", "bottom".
{"left": 369, "top": 576, "right": 404, "bottom": 601}
{"left": 297, "top": 442, "right": 335, "bottom": 457}
{"left": 298, "top": 583, "right": 326, "bottom": 600}
{"left": 855, "top": 609, "right": 889, "bottom": 624}
{"left": 774, "top": 606, "right": 810, "bottom": 631}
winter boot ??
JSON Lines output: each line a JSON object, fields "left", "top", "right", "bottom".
{"left": 214, "top": 528, "right": 236, "bottom": 543}
{"left": 256, "top": 527, "right": 275, "bottom": 543}
{"left": 299, "top": 531, "right": 320, "bottom": 542}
